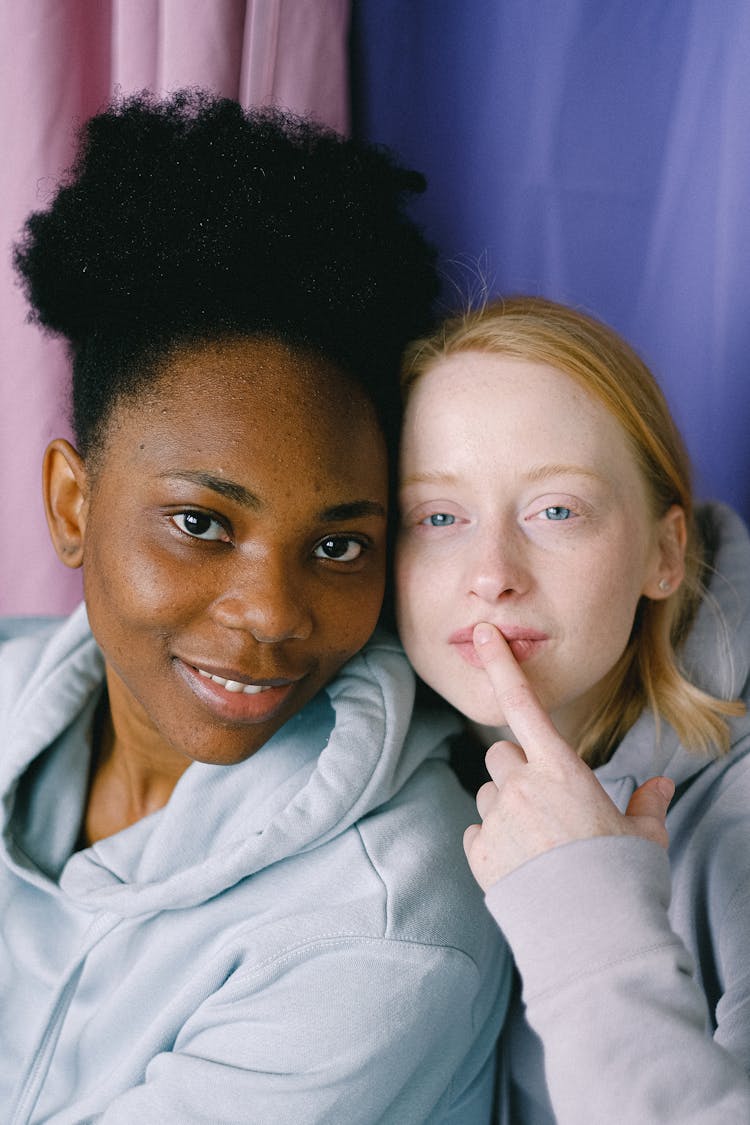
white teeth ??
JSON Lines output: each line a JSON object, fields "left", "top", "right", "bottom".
{"left": 197, "top": 668, "right": 271, "bottom": 694}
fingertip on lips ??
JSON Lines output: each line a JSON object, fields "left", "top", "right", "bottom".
{"left": 473, "top": 622, "right": 496, "bottom": 648}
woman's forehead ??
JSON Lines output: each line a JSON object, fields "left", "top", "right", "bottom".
{"left": 402, "top": 352, "right": 645, "bottom": 494}
{"left": 112, "top": 337, "right": 376, "bottom": 432}
{"left": 404, "top": 352, "right": 599, "bottom": 435}
{"left": 93, "top": 336, "right": 387, "bottom": 495}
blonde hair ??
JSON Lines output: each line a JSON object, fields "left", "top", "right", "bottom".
{"left": 402, "top": 296, "right": 744, "bottom": 765}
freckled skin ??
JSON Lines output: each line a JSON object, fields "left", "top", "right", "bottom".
{"left": 48, "top": 338, "right": 389, "bottom": 836}
{"left": 396, "top": 353, "right": 671, "bottom": 746}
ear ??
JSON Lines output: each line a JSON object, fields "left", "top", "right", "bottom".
{"left": 43, "top": 439, "right": 90, "bottom": 569}
{"left": 642, "top": 505, "right": 687, "bottom": 600}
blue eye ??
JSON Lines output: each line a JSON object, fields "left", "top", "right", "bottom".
{"left": 542, "top": 506, "right": 572, "bottom": 521}
{"left": 172, "top": 512, "right": 227, "bottom": 540}
{"left": 313, "top": 537, "right": 364, "bottom": 562}
{"left": 422, "top": 513, "right": 455, "bottom": 527}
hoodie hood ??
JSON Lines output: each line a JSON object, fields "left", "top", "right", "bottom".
{"left": 0, "top": 608, "right": 458, "bottom": 918}
{"left": 597, "top": 502, "right": 750, "bottom": 803}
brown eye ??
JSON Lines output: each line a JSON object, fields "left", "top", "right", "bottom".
{"left": 313, "top": 536, "right": 364, "bottom": 562}
{"left": 172, "top": 512, "right": 227, "bottom": 540}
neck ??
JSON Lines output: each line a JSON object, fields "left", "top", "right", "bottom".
{"left": 470, "top": 681, "right": 611, "bottom": 758}
{"left": 81, "top": 670, "right": 191, "bottom": 845}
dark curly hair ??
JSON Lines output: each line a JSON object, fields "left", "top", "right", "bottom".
{"left": 13, "top": 89, "right": 438, "bottom": 461}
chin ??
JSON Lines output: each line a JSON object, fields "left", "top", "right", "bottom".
{"left": 425, "top": 682, "right": 499, "bottom": 727}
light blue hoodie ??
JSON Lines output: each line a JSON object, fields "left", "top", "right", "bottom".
{"left": 0, "top": 608, "right": 510, "bottom": 1124}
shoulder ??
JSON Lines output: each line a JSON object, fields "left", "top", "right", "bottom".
{"left": 669, "top": 733, "right": 750, "bottom": 881}
{"left": 212, "top": 757, "right": 508, "bottom": 1007}
{"left": 0, "top": 614, "right": 63, "bottom": 646}
{"left": 0, "top": 606, "right": 102, "bottom": 728}
{"left": 354, "top": 759, "right": 500, "bottom": 964}
{"left": 670, "top": 727, "right": 750, "bottom": 837}
{"left": 0, "top": 614, "right": 67, "bottom": 701}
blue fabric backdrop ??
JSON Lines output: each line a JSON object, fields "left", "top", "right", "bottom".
{"left": 352, "top": 0, "right": 750, "bottom": 521}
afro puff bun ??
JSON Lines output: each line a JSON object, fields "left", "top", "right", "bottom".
{"left": 14, "top": 89, "right": 438, "bottom": 457}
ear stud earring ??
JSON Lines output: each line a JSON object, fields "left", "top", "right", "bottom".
{"left": 658, "top": 578, "right": 671, "bottom": 592}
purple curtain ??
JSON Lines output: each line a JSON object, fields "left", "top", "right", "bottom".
{"left": 1, "top": 0, "right": 350, "bottom": 615}
{"left": 353, "top": 0, "right": 750, "bottom": 526}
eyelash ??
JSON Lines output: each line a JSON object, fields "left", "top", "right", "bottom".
{"left": 312, "top": 536, "right": 369, "bottom": 562}
{"left": 171, "top": 512, "right": 370, "bottom": 563}
{"left": 408, "top": 502, "right": 582, "bottom": 534}
{"left": 171, "top": 511, "right": 229, "bottom": 541}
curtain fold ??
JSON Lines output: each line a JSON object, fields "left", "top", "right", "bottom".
{"left": 1, "top": 0, "right": 350, "bottom": 615}
{"left": 353, "top": 0, "right": 750, "bottom": 526}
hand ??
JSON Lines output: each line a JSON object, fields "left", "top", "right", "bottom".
{"left": 462, "top": 622, "right": 674, "bottom": 891}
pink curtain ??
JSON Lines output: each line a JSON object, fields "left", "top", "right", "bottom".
{"left": 0, "top": 0, "right": 351, "bottom": 616}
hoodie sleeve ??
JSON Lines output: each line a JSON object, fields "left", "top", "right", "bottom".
{"left": 95, "top": 935, "right": 503, "bottom": 1124}
{"left": 486, "top": 835, "right": 750, "bottom": 1125}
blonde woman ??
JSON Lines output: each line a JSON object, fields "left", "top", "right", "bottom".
{"left": 397, "top": 296, "right": 750, "bottom": 1123}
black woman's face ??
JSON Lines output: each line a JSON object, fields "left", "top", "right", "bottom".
{"left": 76, "top": 338, "right": 388, "bottom": 766}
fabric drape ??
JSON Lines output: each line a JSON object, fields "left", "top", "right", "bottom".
{"left": 353, "top": 0, "right": 750, "bottom": 527}
{"left": 1, "top": 0, "right": 350, "bottom": 615}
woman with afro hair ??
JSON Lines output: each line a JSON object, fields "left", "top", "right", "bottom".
{"left": 1, "top": 90, "right": 509, "bottom": 1123}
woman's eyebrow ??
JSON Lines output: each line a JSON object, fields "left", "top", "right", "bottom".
{"left": 161, "top": 471, "right": 385, "bottom": 521}
{"left": 163, "top": 470, "right": 261, "bottom": 509}
{"left": 400, "top": 470, "right": 459, "bottom": 488}
{"left": 402, "top": 466, "right": 605, "bottom": 489}
{"left": 525, "top": 463, "right": 604, "bottom": 484}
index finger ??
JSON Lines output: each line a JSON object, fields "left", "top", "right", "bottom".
{"left": 473, "top": 621, "right": 566, "bottom": 759}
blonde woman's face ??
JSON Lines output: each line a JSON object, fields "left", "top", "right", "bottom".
{"left": 396, "top": 351, "right": 672, "bottom": 745}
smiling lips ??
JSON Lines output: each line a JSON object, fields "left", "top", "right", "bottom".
{"left": 449, "top": 626, "right": 549, "bottom": 666}
{"left": 197, "top": 668, "right": 275, "bottom": 695}
{"left": 177, "top": 658, "right": 304, "bottom": 723}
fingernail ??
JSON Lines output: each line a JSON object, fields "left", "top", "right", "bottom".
{"left": 473, "top": 623, "right": 495, "bottom": 647}
{"left": 654, "top": 776, "right": 675, "bottom": 802}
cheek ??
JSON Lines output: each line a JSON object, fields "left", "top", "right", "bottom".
{"left": 562, "top": 554, "right": 644, "bottom": 657}
{"left": 569, "top": 524, "right": 649, "bottom": 603}
{"left": 82, "top": 512, "right": 205, "bottom": 646}
{"left": 86, "top": 538, "right": 193, "bottom": 621}
{"left": 394, "top": 550, "right": 426, "bottom": 639}
{"left": 325, "top": 570, "right": 386, "bottom": 656}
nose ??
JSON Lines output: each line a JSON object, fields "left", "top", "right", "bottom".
{"left": 466, "top": 523, "right": 530, "bottom": 603}
{"left": 210, "top": 554, "right": 313, "bottom": 643}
